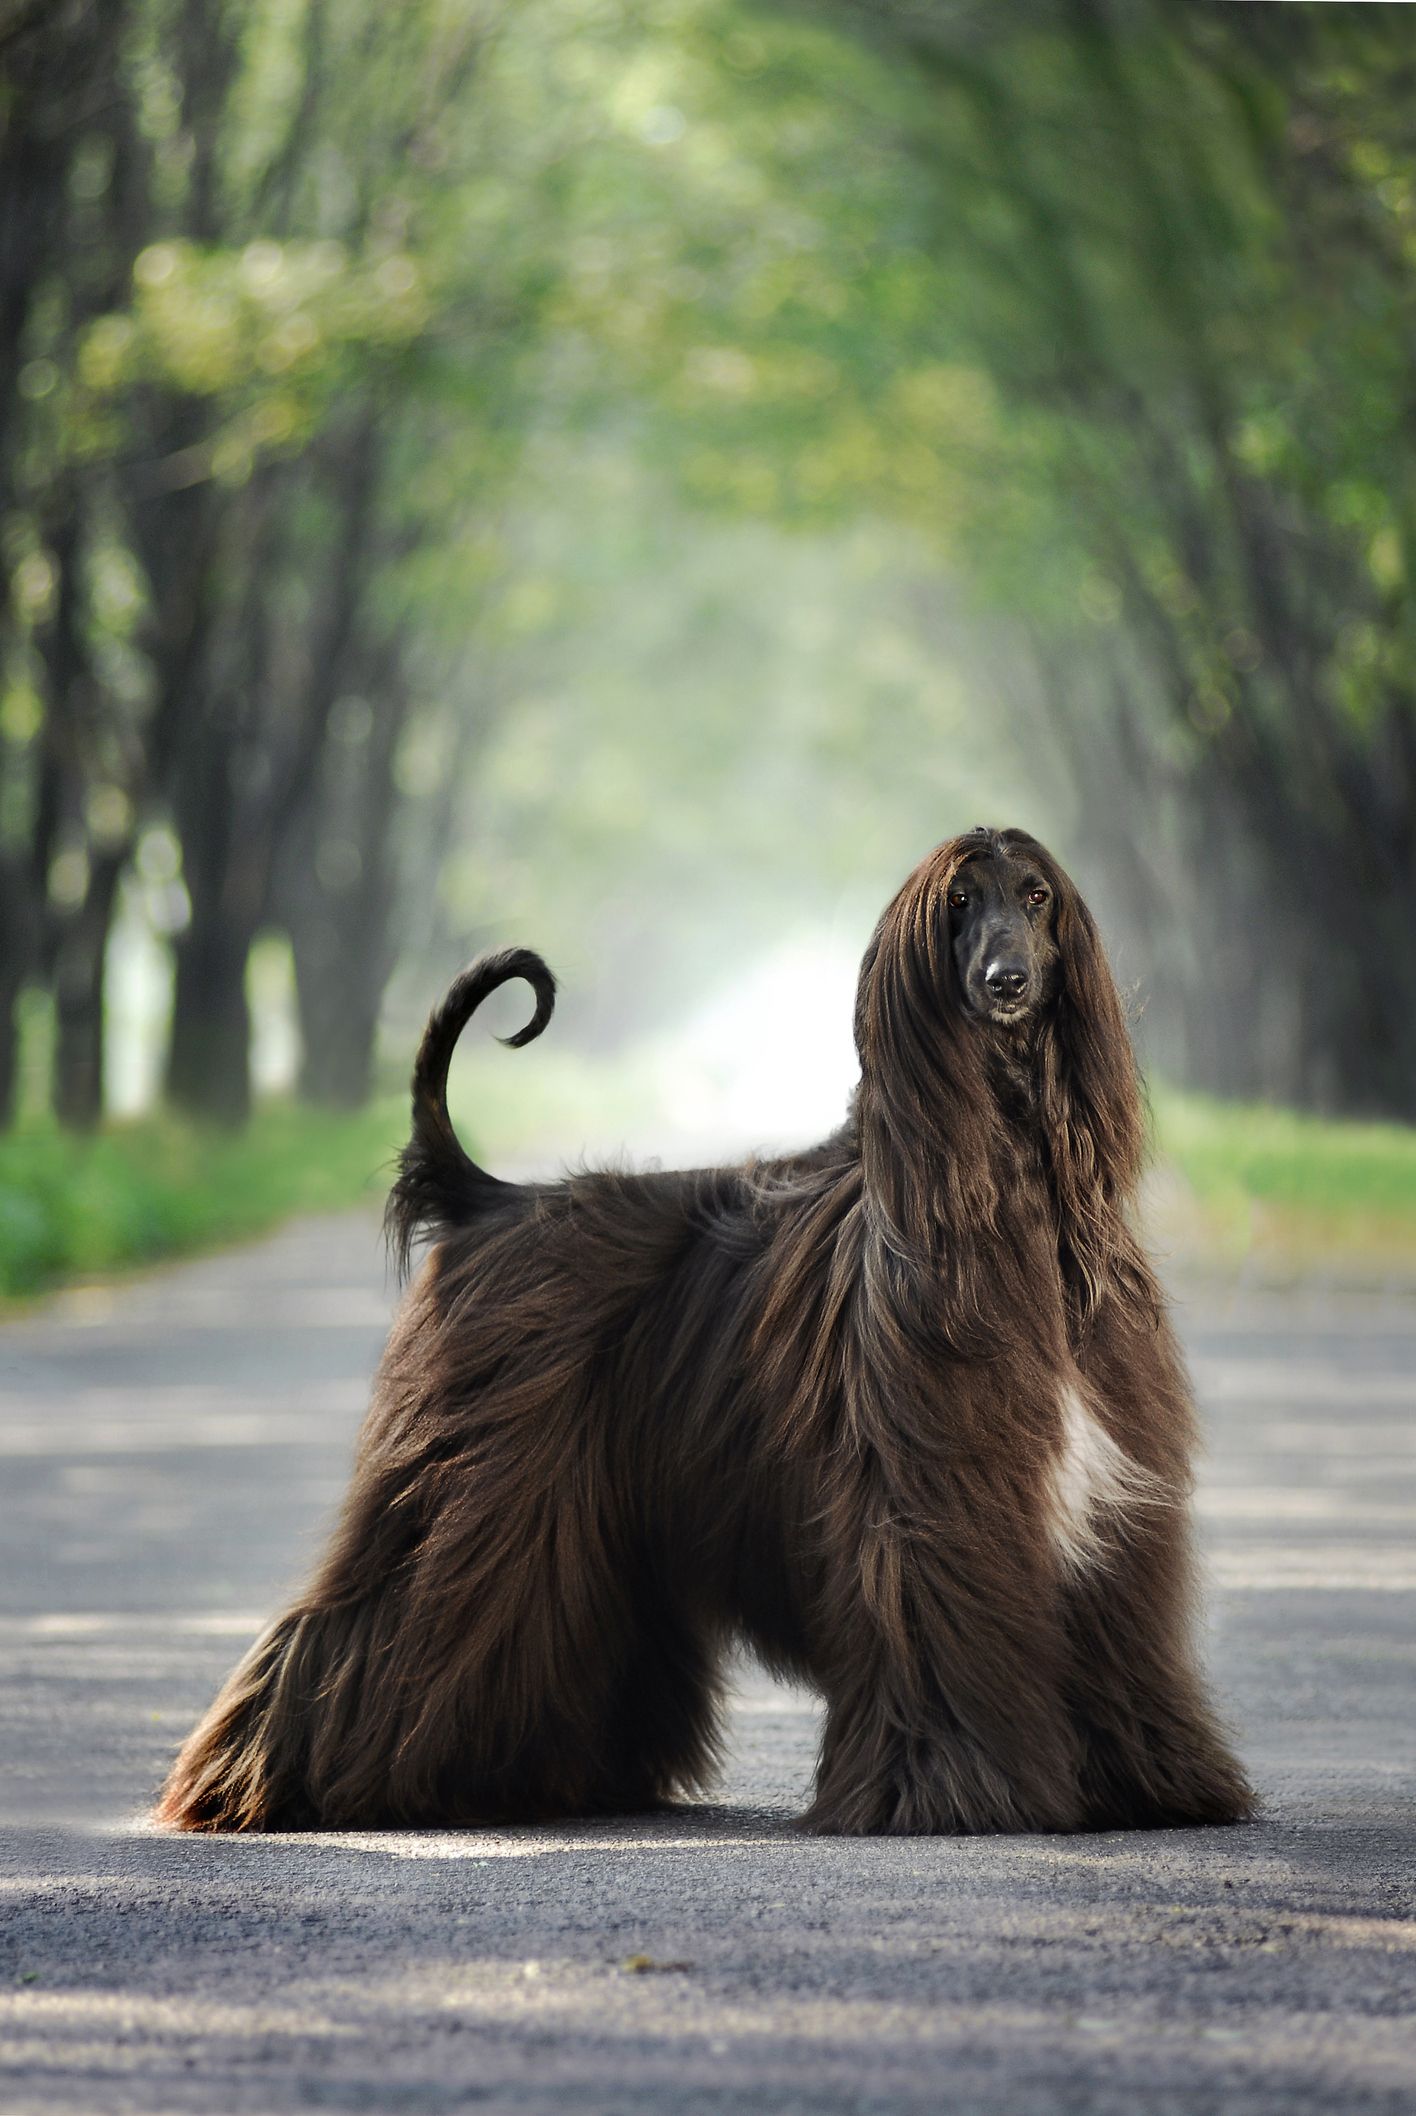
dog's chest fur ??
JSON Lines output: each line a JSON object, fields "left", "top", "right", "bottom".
{"left": 1045, "top": 1384, "right": 1162, "bottom": 1572}
{"left": 983, "top": 1064, "right": 1164, "bottom": 1575}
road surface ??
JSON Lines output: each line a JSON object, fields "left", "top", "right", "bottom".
{"left": 1, "top": 1214, "right": 1413, "bottom": 2113}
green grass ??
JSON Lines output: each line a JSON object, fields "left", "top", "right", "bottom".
{"left": 0, "top": 1101, "right": 407, "bottom": 1300}
{"left": 4, "top": 1071, "right": 1415, "bottom": 1303}
{"left": 0, "top": 1038, "right": 645, "bottom": 1303}
{"left": 1151, "top": 1087, "right": 1416, "bottom": 1268}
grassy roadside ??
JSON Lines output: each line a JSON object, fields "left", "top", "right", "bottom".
{"left": 0, "top": 1047, "right": 629, "bottom": 1303}
{"left": 2, "top": 1073, "right": 1415, "bottom": 1303}
{"left": 1149, "top": 1088, "right": 1416, "bottom": 1278}
{"left": 0, "top": 1102, "right": 406, "bottom": 1300}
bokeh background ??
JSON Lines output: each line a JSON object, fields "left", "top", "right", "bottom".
{"left": 3, "top": 0, "right": 1415, "bottom": 1295}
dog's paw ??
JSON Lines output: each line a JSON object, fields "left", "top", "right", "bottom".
{"left": 802, "top": 1743, "right": 1086, "bottom": 1836}
{"left": 1081, "top": 1740, "right": 1258, "bottom": 1831}
{"left": 797, "top": 1792, "right": 1083, "bottom": 1836}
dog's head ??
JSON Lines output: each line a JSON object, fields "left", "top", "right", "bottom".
{"left": 854, "top": 825, "right": 1102, "bottom": 1054}
{"left": 853, "top": 828, "right": 1147, "bottom": 1311}
{"left": 942, "top": 826, "right": 1063, "bottom": 1029}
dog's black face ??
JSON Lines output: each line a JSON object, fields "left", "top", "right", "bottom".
{"left": 946, "top": 848, "right": 1060, "bottom": 1026}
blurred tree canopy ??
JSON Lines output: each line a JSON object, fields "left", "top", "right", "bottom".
{"left": 2, "top": 0, "right": 1414, "bottom": 1126}
{"left": 1, "top": 0, "right": 563, "bottom": 1123}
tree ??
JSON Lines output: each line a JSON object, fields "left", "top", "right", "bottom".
{"left": 0, "top": 0, "right": 139, "bottom": 1125}
{"left": 6, "top": 0, "right": 1413, "bottom": 1128}
{"left": 544, "top": 0, "right": 1416, "bottom": 1113}
{"left": 0, "top": 0, "right": 558, "bottom": 1125}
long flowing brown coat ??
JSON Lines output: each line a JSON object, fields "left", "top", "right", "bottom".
{"left": 157, "top": 831, "right": 1253, "bottom": 1834}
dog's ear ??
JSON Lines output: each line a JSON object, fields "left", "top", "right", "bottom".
{"left": 1046, "top": 871, "right": 1145, "bottom": 1201}
{"left": 1039, "top": 863, "right": 1149, "bottom": 1325}
{"left": 852, "top": 839, "right": 999, "bottom": 1249}
{"left": 852, "top": 839, "right": 969, "bottom": 1081}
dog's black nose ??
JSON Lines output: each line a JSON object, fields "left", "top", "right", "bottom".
{"left": 985, "top": 964, "right": 1028, "bottom": 1000}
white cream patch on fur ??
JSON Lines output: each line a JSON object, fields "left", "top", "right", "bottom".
{"left": 1047, "top": 1384, "right": 1169, "bottom": 1573}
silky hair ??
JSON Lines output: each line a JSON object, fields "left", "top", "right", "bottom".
{"left": 157, "top": 831, "right": 1253, "bottom": 1838}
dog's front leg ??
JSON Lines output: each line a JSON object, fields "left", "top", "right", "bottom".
{"left": 1059, "top": 1320, "right": 1256, "bottom": 1829}
{"left": 800, "top": 1508, "right": 1086, "bottom": 1835}
{"left": 1063, "top": 1514, "right": 1256, "bottom": 1829}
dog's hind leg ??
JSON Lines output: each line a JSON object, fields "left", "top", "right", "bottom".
{"left": 158, "top": 1391, "right": 727, "bottom": 1829}
{"left": 155, "top": 1522, "right": 710, "bottom": 1829}
{"left": 150, "top": 1380, "right": 619, "bottom": 1827}
{"left": 154, "top": 1609, "right": 326, "bottom": 1831}
{"left": 588, "top": 1592, "right": 726, "bottom": 1814}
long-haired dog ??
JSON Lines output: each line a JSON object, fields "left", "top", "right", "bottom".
{"left": 157, "top": 828, "right": 1253, "bottom": 1834}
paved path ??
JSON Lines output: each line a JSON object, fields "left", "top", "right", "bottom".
{"left": 1, "top": 1216, "right": 1413, "bottom": 2113}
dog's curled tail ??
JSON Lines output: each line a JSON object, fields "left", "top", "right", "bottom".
{"left": 385, "top": 947, "right": 556, "bottom": 1278}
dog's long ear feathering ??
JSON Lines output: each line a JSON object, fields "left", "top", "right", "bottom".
{"left": 851, "top": 833, "right": 1002, "bottom": 1252}
{"left": 384, "top": 947, "right": 556, "bottom": 1279}
{"left": 1022, "top": 836, "right": 1153, "bottom": 1330}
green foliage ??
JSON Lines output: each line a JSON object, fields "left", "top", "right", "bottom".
{"left": 0, "top": 1026, "right": 698, "bottom": 1300}
{"left": 0, "top": 1102, "right": 404, "bottom": 1299}
{"left": 531, "top": 0, "right": 1416, "bottom": 1113}
{"left": 416, "top": 463, "right": 1037, "bottom": 1033}
{"left": 5, "top": 0, "right": 1415, "bottom": 1132}
{"left": 75, "top": 238, "right": 430, "bottom": 466}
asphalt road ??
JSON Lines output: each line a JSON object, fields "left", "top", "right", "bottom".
{"left": 1, "top": 1213, "right": 1414, "bottom": 2114}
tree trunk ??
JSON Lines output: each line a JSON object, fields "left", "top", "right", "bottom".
{"left": 166, "top": 906, "right": 255, "bottom": 1127}
{"left": 288, "top": 648, "right": 410, "bottom": 1110}
{"left": 0, "top": 993, "right": 19, "bottom": 1129}
{"left": 155, "top": 419, "right": 384, "bottom": 1126}
{"left": 293, "top": 931, "right": 383, "bottom": 1109}
{"left": 51, "top": 847, "right": 128, "bottom": 1130}
{"left": 0, "top": 952, "right": 24, "bottom": 1132}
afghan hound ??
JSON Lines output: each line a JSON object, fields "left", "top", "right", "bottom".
{"left": 156, "top": 827, "right": 1253, "bottom": 1835}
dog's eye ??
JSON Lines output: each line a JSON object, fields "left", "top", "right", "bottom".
{"left": 1027, "top": 888, "right": 1049, "bottom": 906}
{"left": 947, "top": 891, "right": 968, "bottom": 910}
